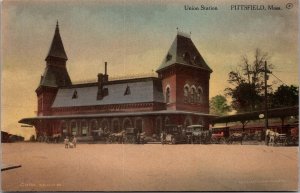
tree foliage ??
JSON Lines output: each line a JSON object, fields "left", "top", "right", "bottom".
{"left": 270, "top": 85, "right": 299, "bottom": 108}
{"left": 225, "top": 49, "right": 273, "bottom": 112}
{"left": 210, "top": 95, "right": 231, "bottom": 115}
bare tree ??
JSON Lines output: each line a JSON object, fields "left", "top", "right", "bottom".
{"left": 225, "top": 49, "right": 274, "bottom": 112}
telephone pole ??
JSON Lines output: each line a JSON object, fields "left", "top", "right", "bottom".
{"left": 263, "top": 61, "right": 271, "bottom": 143}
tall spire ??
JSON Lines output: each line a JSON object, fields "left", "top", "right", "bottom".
{"left": 39, "top": 21, "right": 72, "bottom": 88}
{"left": 45, "top": 21, "right": 68, "bottom": 61}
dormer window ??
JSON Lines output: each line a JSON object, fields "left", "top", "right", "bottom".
{"left": 72, "top": 90, "right": 78, "bottom": 99}
{"left": 183, "top": 52, "right": 190, "bottom": 62}
{"left": 166, "top": 53, "right": 172, "bottom": 61}
{"left": 124, "top": 85, "right": 131, "bottom": 95}
{"left": 194, "top": 55, "right": 198, "bottom": 61}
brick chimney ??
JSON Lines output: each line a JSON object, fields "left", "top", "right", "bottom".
{"left": 97, "top": 73, "right": 104, "bottom": 100}
{"left": 97, "top": 62, "right": 109, "bottom": 100}
{"left": 103, "top": 62, "right": 109, "bottom": 82}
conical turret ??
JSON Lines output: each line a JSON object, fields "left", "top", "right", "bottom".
{"left": 45, "top": 21, "right": 68, "bottom": 62}
{"left": 38, "top": 21, "right": 72, "bottom": 89}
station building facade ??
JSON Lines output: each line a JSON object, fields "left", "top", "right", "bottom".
{"left": 20, "top": 23, "right": 215, "bottom": 139}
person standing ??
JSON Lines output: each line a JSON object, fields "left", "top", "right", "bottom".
{"left": 72, "top": 135, "right": 77, "bottom": 148}
{"left": 64, "top": 136, "right": 69, "bottom": 148}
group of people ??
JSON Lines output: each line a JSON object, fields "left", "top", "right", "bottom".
{"left": 64, "top": 136, "right": 77, "bottom": 148}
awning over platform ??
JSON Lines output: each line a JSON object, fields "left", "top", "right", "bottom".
{"left": 19, "top": 110, "right": 217, "bottom": 126}
{"left": 212, "top": 106, "right": 299, "bottom": 124}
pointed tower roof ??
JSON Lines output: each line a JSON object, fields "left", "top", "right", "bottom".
{"left": 45, "top": 21, "right": 68, "bottom": 61}
{"left": 157, "top": 32, "right": 212, "bottom": 73}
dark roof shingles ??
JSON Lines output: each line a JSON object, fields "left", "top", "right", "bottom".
{"left": 157, "top": 34, "right": 212, "bottom": 72}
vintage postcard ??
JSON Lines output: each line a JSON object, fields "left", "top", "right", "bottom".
{"left": 1, "top": 0, "right": 299, "bottom": 191}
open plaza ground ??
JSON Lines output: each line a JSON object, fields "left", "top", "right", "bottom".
{"left": 1, "top": 142, "right": 299, "bottom": 191}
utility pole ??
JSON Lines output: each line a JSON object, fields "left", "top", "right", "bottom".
{"left": 263, "top": 61, "right": 270, "bottom": 143}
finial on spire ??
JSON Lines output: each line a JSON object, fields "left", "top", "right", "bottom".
{"left": 56, "top": 20, "right": 59, "bottom": 31}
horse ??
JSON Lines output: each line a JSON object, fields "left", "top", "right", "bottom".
{"left": 50, "top": 133, "right": 62, "bottom": 143}
{"left": 227, "top": 132, "right": 245, "bottom": 145}
{"left": 200, "top": 130, "right": 212, "bottom": 144}
{"left": 266, "top": 129, "right": 280, "bottom": 146}
{"left": 108, "top": 130, "right": 125, "bottom": 143}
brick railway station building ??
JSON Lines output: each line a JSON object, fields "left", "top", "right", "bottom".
{"left": 19, "top": 22, "right": 216, "bottom": 140}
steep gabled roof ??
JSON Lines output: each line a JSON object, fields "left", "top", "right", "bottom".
{"left": 157, "top": 33, "right": 212, "bottom": 72}
{"left": 45, "top": 22, "right": 68, "bottom": 61}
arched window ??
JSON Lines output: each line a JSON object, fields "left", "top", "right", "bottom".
{"left": 70, "top": 120, "right": 77, "bottom": 136}
{"left": 197, "top": 87, "right": 203, "bottom": 103}
{"left": 198, "top": 118, "right": 204, "bottom": 126}
{"left": 90, "top": 120, "right": 98, "bottom": 137}
{"left": 123, "top": 118, "right": 132, "bottom": 130}
{"left": 60, "top": 120, "right": 68, "bottom": 136}
{"left": 165, "top": 117, "right": 170, "bottom": 126}
{"left": 112, "top": 119, "right": 120, "bottom": 132}
{"left": 184, "top": 116, "right": 193, "bottom": 128}
{"left": 190, "top": 87, "right": 195, "bottom": 103}
{"left": 81, "top": 120, "right": 88, "bottom": 136}
{"left": 184, "top": 85, "right": 189, "bottom": 103}
{"left": 166, "top": 87, "right": 170, "bottom": 103}
{"left": 100, "top": 119, "right": 109, "bottom": 133}
{"left": 135, "top": 118, "right": 143, "bottom": 133}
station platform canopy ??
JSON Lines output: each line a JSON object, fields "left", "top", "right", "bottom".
{"left": 212, "top": 106, "right": 298, "bottom": 124}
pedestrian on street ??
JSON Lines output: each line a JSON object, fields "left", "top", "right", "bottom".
{"left": 72, "top": 135, "right": 77, "bottom": 148}
{"left": 64, "top": 136, "right": 69, "bottom": 148}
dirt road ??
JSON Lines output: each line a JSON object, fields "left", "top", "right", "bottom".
{"left": 1, "top": 143, "right": 298, "bottom": 191}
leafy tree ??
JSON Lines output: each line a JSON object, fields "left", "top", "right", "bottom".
{"left": 227, "top": 83, "right": 263, "bottom": 112}
{"left": 210, "top": 95, "right": 231, "bottom": 115}
{"left": 225, "top": 48, "right": 273, "bottom": 112}
{"left": 270, "top": 85, "right": 299, "bottom": 108}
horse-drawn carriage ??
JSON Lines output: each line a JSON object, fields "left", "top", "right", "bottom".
{"left": 36, "top": 132, "right": 62, "bottom": 143}
{"left": 123, "top": 128, "right": 145, "bottom": 144}
{"left": 161, "top": 124, "right": 186, "bottom": 144}
{"left": 266, "top": 129, "right": 289, "bottom": 146}
{"left": 105, "top": 128, "right": 145, "bottom": 144}
{"left": 107, "top": 130, "right": 125, "bottom": 143}
{"left": 210, "top": 126, "right": 229, "bottom": 144}
{"left": 186, "top": 125, "right": 211, "bottom": 144}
